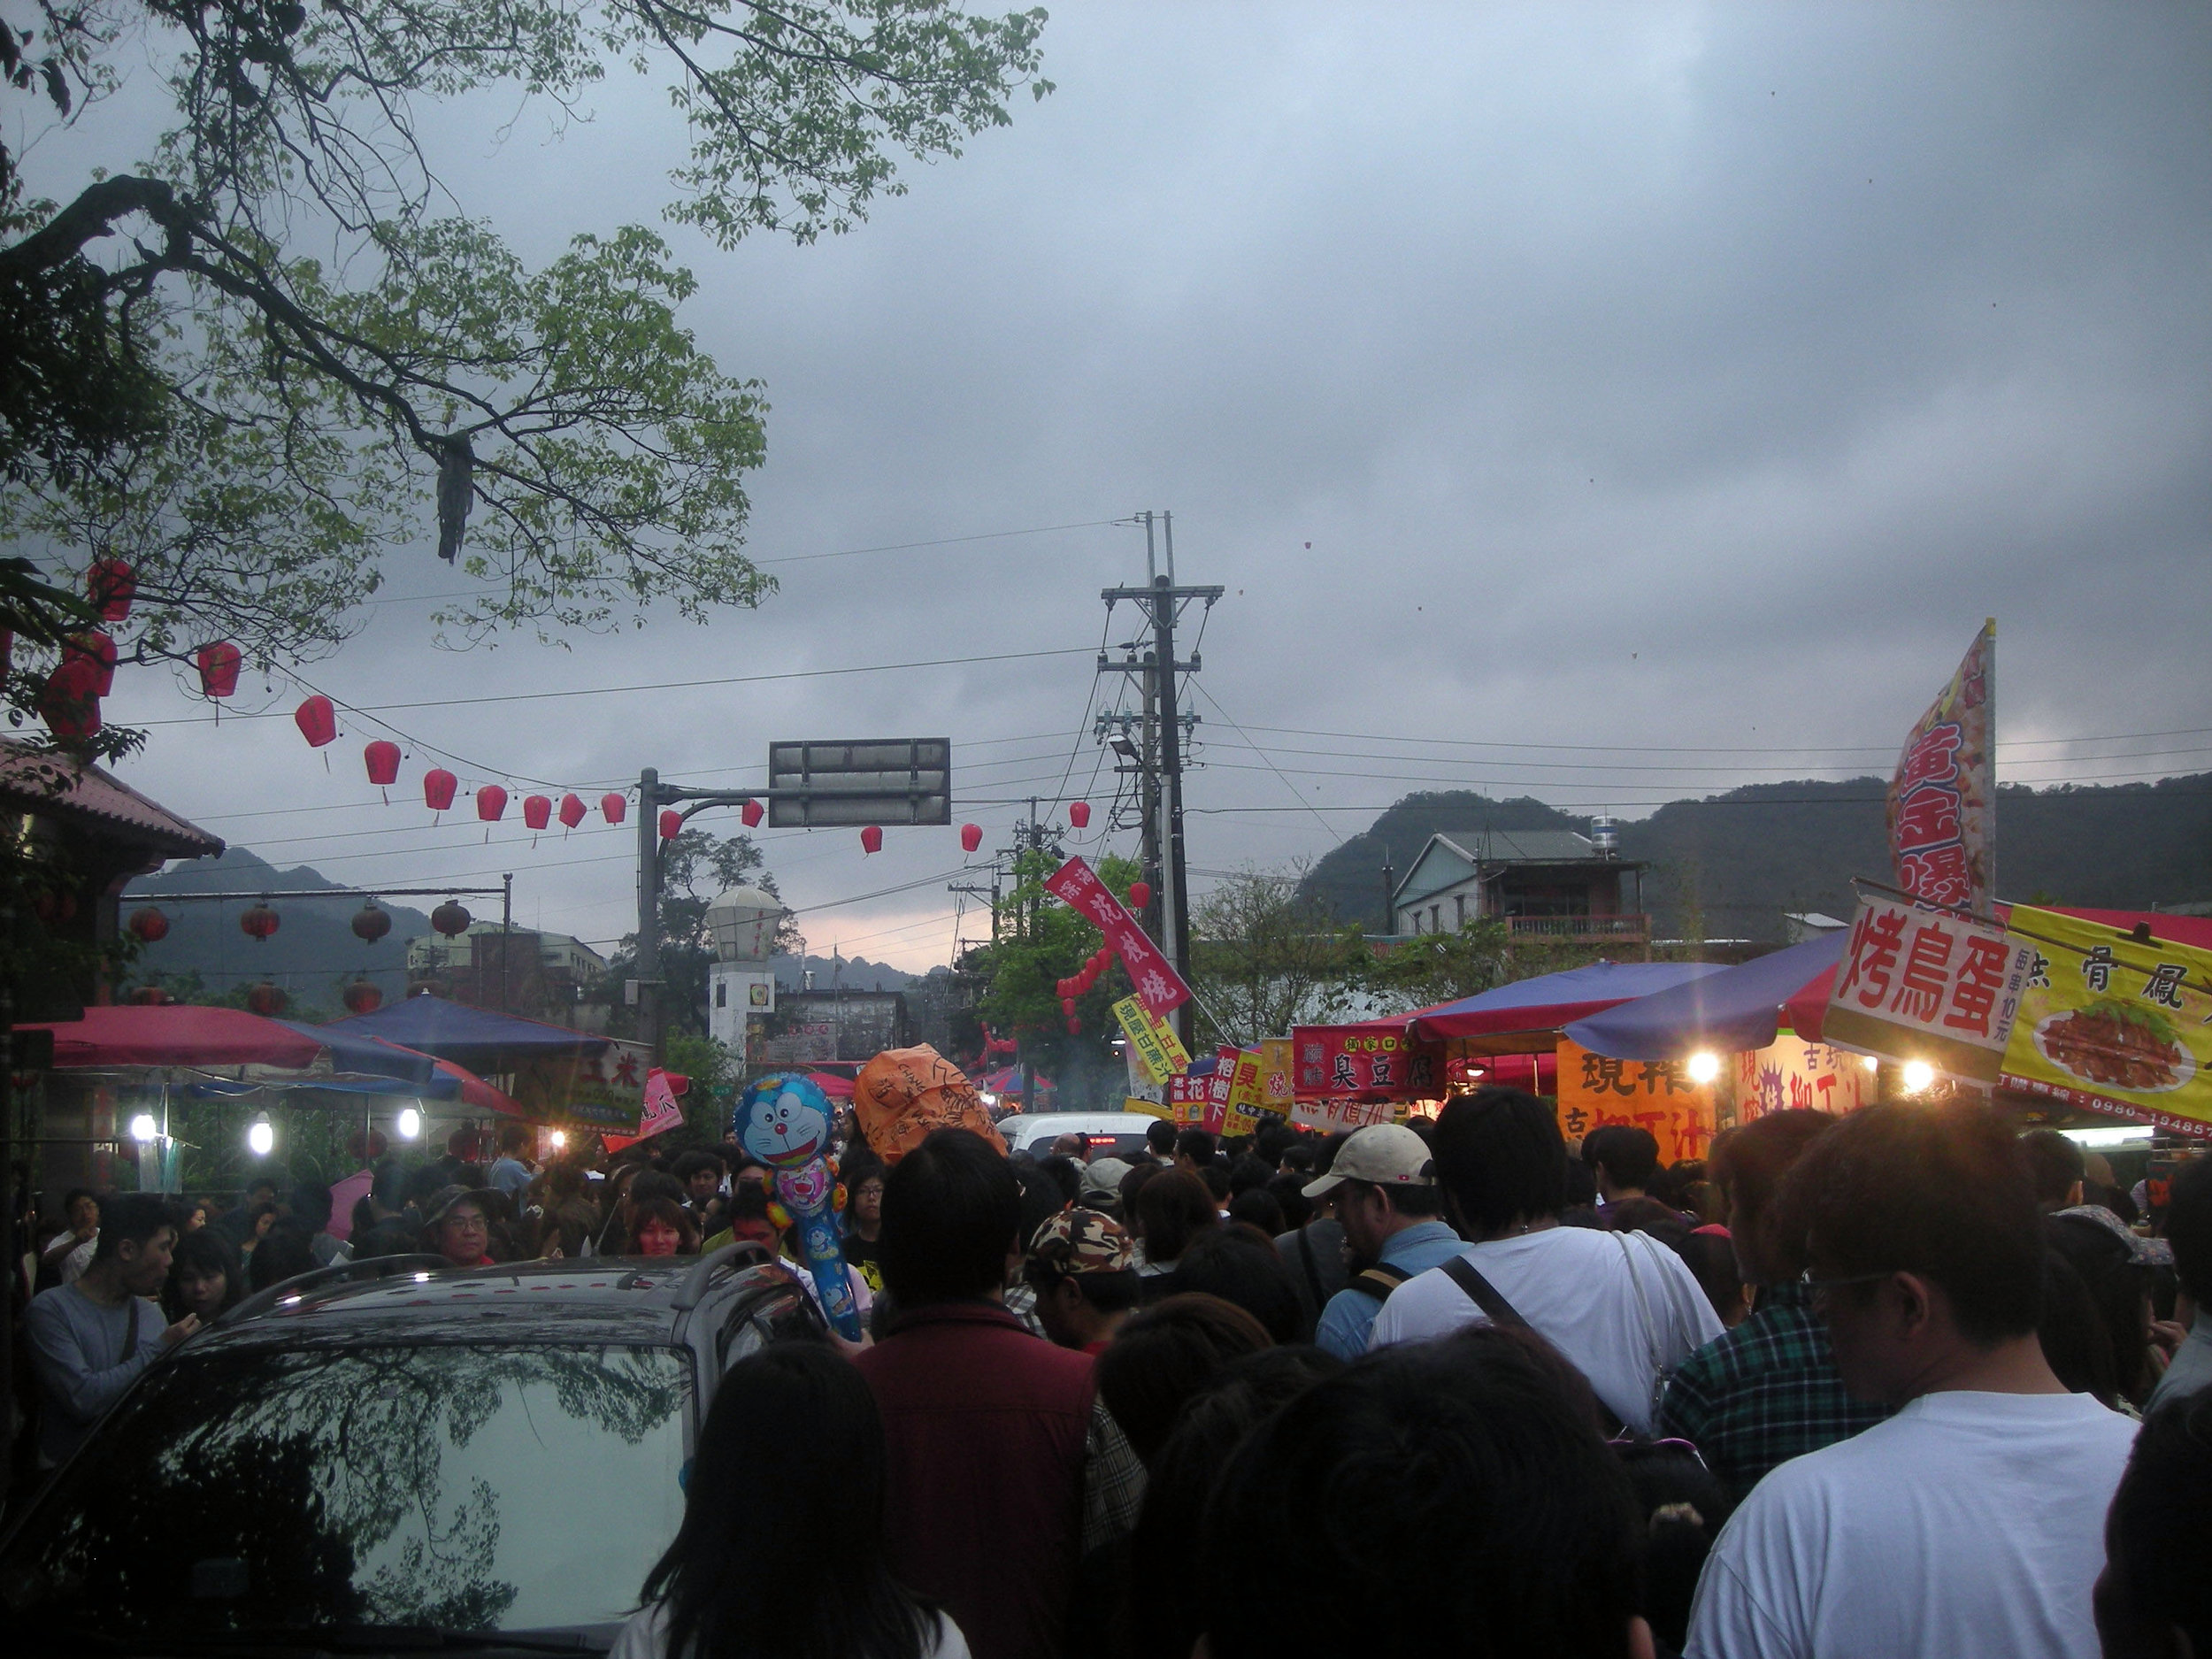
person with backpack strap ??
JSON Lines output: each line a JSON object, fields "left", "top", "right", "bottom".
{"left": 1307, "top": 1124, "right": 1466, "bottom": 1361}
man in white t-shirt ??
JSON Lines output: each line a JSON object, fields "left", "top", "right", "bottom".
{"left": 1367, "top": 1088, "right": 1722, "bottom": 1435}
{"left": 1685, "top": 1102, "right": 2139, "bottom": 1659}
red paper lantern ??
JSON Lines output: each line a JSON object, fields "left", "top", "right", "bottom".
{"left": 1055, "top": 979, "right": 1071, "bottom": 999}
{"left": 1128, "top": 880, "right": 1151, "bottom": 910}
{"left": 240, "top": 902, "right": 280, "bottom": 942}
{"left": 39, "top": 657, "right": 101, "bottom": 738}
{"left": 246, "top": 982, "right": 289, "bottom": 1017}
{"left": 66, "top": 630, "right": 118, "bottom": 696}
{"left": 196, "top": 641, "right": 242, "bottom": 698}
{"left": 1068, "top": 801, "right": 1091, "bottom": 829}
{"left": 741, "top": 799, "right": 764, "bottom": 829}
{"left": 129, "top": 986, "right": 171, "bottom": 1006}
{"left": 295, "top": 695, "right": 337, "bottom": 748}
{"left": 424, "top": 768, "right": 458, "bottom": 811}
{"left": 859, "top": 825, "right": 884, "bottom": 856}
{"left": 33, "top": 889, "right": 78, "bottom": 926}
{"left": 476, "top": 785, "right": 508, "bottom": 822}
{"left": 88, "top": 557, "right": 136, "bottom": 621}
{"left": 342, "top": 980, "right": 384, "bottom": 1015}
{"left": 127, "top": 906, "right": 170, "bottom": 943}
{"left": 1067, "top": 1016, "right": 1081, "bottom": 1035}
{"left": 659, "top": 809, "right": 682, "bottom": 841}
{"left": 558, "top": 793, "right": 587, "bottom": 829}
{"left": 601, "top": 792, "right": 626, "bottom": 826}
{"left": 351, "top": 902, "right": 392, "bottom": 943}
{"left": 432, "top": 900, "right": 472, "bottom": 937}
{"left": 1061, "top": 996, "right": 1077, "bottom": 1017}
{"left": 523, "top": 794, "right": 552, "bottom": 830}
{"left": 960, "top": 823, "right": 983, "bottom": 853}
{"left": 364, "top": 740, "right": 402, "bottom": 787}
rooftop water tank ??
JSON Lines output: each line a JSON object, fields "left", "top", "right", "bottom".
{"left": 1590, "top": 816, "right": 1620, "bottom": 857}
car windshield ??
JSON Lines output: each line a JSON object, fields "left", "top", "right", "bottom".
{"left": 0, "top": 1342, "right": 690, "bottom": 1642}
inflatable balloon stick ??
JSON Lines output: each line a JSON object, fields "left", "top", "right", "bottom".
{"left": 733, "top": 1073, "right": 862, "bottom": 1341}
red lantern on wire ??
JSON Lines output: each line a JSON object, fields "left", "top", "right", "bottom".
{"left": 424, "top": 769, "right": 457, "bottom": 812}
{"left": 39, "top": 658, "right": 101, "bottom": 738}
{"left": 601, "top": 792, "right": 626, "bottom": 825}
{"left": 741, "top": 799, "right": 764, "bottom": 828}
{"left": 88, "top": 557, "right": 136, "bottom": 621}
{"left": 351, "top": 902, "right": 391, "bottom": 943}
{"left": 476, "top": 785, "right": 507, "bottom": 822}
{"left": 364, "top": 740, "right": 402, "bottom": 787}
{"left": 1128, "top": 880, "right": 1151, "bottom": 910}
{"left": 196, "top": 641, "right": 242, "bottom": 698}
{"left": 659, "top": 809, "right": 682, "bottom": 841}
{"left": 432, "top": 900, "right": 472, "bottom": 937}
{"left": 558, "top": 793, "right": 587, "bottom": 829}
{"left": 65, "top": 630, "right": 118, "bottom": 696}
{"left": 960, "top": 823, "right": 983, "bottom": 853}
{"left": 240, "top": 902, "right": 280, "bottom": 943}
{"left": 523, "top": 795, "right": 553, "bottom": 831}
{"left": 1067, "top": 801, "right": 1091, "bottom": 829}
{"left": 859, "top": 825, "right": 883, "bottom": 856}
{"left": 128, "top": 906, "right": 170, "bottom": 943}
{"left": 1067, "top": 1016, "right": 1081, "bottom": 1035}
{"left": 295, "top": 695, "right": 337, "bottom": 748}
{"left": 246, "top": 982, "right": 288, "bottom": 1017}
{"left": 1061, "top": 996, "right": 1077, "bottom": 1018}
{"left": 342, "top": 980, "right": 384, "bottom": 1015}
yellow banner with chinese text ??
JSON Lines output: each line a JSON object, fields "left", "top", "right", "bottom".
{"left": 1555, "top": 1040, "right": 1717, "bottom": 1164}
{"left": 1114, "top": 995, "right": 1191, "bottom": 1084}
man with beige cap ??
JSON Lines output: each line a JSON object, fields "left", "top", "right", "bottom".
{"left": 1305, "top": 1123, "right": 1464, "bottom": 1360}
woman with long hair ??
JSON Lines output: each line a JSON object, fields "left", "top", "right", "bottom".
{"left": 613, "top": 1343, "right": 965, "bottom": 1659}
{"left": 165, "top": 1226, "right": 244, "bottom": 1325}
{"left": 629, "top": 1197, "right": 700, "bottom": 1258}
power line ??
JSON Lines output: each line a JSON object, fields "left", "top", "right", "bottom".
{"left": 1228, "top": 722, "right": 2212, "bottom": 757}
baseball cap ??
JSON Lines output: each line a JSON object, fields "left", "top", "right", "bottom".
{"left": 1081, "top": 1156, "right": 1134, "bottom": 1200}
{"left": 1303, "top": 1123, "right": 1435, "bottom": 1199}
{"left": 1027, "top": 1208, "right": 1136, "bottom": 1276}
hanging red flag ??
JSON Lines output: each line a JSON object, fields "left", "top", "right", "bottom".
{"left": 1043, "top": 855, "right": 1191, "bottom": 1022}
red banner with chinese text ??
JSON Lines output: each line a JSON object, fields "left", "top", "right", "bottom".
{"left": 1291, "top": 1022, "right": 1440, "bottom": 1100}
{"left": 1044, "top": 855, "right": 1192, "bottom": 1022}
{"left": 1888, "top": 623, "right": 1994, "bottom": 913}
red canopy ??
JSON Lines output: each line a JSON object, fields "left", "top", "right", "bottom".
{"left": 28, "top": 1005, "right": 326, "bottom": 1070}
{"left": 428, "top": 1055, "right": 525, "bottom": 1118}
{"left": 806, "top": 1071, "right": 856, "bottom": 1100}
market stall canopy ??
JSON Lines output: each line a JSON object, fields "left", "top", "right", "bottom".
{"left": 276, "top": 1020, "right": 442, "bottom": 1087}
{"left": 27, "top": 1004, "right": 326, "bottom": 1070}
{"left": 325, "top": 993, "right": 610, "bottom": 1073}
{"left": 805, "top": 1071, "right": 856, "bottom": 1100}
{"left": 1408, "top": 961, "right": 1732, "bottom": 1051}
{"left": 1567, "top": 934, "right": 1848, "bottom": 1060}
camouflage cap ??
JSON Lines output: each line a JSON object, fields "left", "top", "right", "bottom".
{"left": 1026, "top": 1207, "right": 1136, "bottom": 1276}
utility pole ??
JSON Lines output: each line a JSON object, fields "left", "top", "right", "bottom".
{"left": 634, "top": 766, "right": 662, "bottom": 1056}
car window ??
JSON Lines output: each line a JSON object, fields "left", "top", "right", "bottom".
{"left": 1, "top": 1342, "right": 689, "bottom": 1640}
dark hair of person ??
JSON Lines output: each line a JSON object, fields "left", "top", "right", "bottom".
{"left": 1432, "top": 1088, "right": 1567, "bottom": 1235}
{"left": 2017, "top": 1128, "right": 2085, "bottom": 1210}
{"left": 165, "top": 1226, "right": 243, "bottom": 1320}
{"left": 246, "top": 1219, "right": 319, "bottom": 1292}
{"left": 1175, "top": 1128, "right": 1217, "bottom": 1165}
{"left": 1095, "top": 1293, "right": 1274, "bottom": 1464}
{"left": 629, "top": 1170, "right": 685, "bottom": 1210}
{"left": 2163, "top": 1154, "right": 2211, "bottom": 1304}
{"left": 1011, "top": 1158, "right": 1070, "bottom": 1255}
{"left": 1196, "top": 1163, "right": 1231, "bottom": 1204}
{"left": 1582, "top": 1124, "right": 1660, "bottom": 1191}
{"left": 724, "top": 1184, "right": 773, "bottom": 1225}
{"left": 1135, "top": 1170, "right": 1218, "bottom": 1266}
{"left": 1650, "top": 1158, "right": 1703, "bottom": 1211}
{"left": 1263, "top": 1172, "right": 1312, "bottom": 1233}
{"left": 2100, "top": 1388, "right": 2212, "bottom": 1657}
{"left": 879, "top": 1128, "right": 1021, "bottom": 1305}
{"left": 288, "top": 1180, "right": 334, "bottom": 1233}
{"left": 1350, "top": 1175, "right": 1448, "bottom": 1222}
{"left": 1604, "top": 1195, "right": 1690, "bottom": 1248}
{"left": 2037, "top": 1246, "right": 2118, "bottom": 1406}
{"left": 1672, "top": 1230, "right": 1747, "bottom": 1328}
{"left": 1194, "top": 1327, "right": 1643, "bottom": 1659}
{"left": 402, "top": 1163, "right": 449, "bottom": 1210}
{"left": 244, "top": 1177, "right": 279, "bottom": 1199}
{"left": 1614, "top": 1440, "right": 1734, "bottom": 1654}
{"left": 1146, "top": 1118, "right": 1177, "bottom": 1155}
{"left": 629, "top": 1196, "right": 701, "bottom": 1255}
{"left": 2045, "top": 1212, "right": 2152, "bottom": 1402}
{"left": 1225, "top": 1187, "right": 1286, "bottom": 1237}
{"left": 497, "top": 1123, "right": 531, "bottom": 1154}
{"left": 1125, "top": 1346, "right": 1344, "bottom": 1659}
{"left": 1253, "top": 1122, "right": 1295, "bottom": 1166}
{"left": 1777, "top": 1101, "right": 2044, "bottom": 1343}
{"left": 638, "top": 1343, "right": 938, "bottom": 1659}
{"left": 672, "top": 1148, "right": 725, "bottom": 1184}
{"left": 63, "top": 1186, "right": 100, "bottom": 1214}
{"left": 546, "top": 1159, "right": 588, "bottom": 1202}
{"left": 1170, "top": 1224, "right": 1306, "bottom": 1345}
{"left": 1708, "top": 1110, "right": 1836, "bottom": 1280}
{"left": 1118, "top": 1159, "right": 1164, "bottom": 1222}
{"left": 1225, "top": 1155, "right": 1273, "bottom": 1199}
{"left": 88, "top": 1193, "right": 176, "bottom": 1265}
{"left": 1037, "top": 1154, "right": 1084, "bottom": 1209}
{"left": 1279, "top": 1142, "right": 1316, "bottom": 1174}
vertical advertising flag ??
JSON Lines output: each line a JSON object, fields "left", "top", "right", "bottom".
{"left": 1045, "top": 855, "right": 1193, "bottom": 1021}
{"left": 1888, "top": 621, "right": 1995, "bottom": 913}
{"left": 1113, "top": 994, "right": 1191, "bottom": 1083}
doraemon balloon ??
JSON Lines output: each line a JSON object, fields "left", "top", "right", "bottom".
{"left": 733, "top": 1073, "right": 861, "bottom": 1340}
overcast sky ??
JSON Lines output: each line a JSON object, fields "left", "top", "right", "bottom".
{"left": 77, "top": 2, "right": 2212, "bottom": 974}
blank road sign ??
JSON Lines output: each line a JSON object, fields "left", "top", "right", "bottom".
{"left": 766, "top": 739, "right": 952, "bottom": 827}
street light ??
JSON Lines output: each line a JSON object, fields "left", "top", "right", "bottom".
{"left": 129, "top": 1112, "right": 159, "bottom": 1142}
{"left": 247, "top": 1112, "right": 275, "bottom": 1157}
{"left": 396, "top": 1105, "right": 422, "bottom": 1141}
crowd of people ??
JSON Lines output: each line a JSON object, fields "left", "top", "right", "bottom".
{"left": 9, "top": 1089, "right": 2211, "bottom": 1659}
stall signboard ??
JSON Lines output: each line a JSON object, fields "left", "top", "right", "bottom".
{"left": 1046, "top": 856, "right": 1192, "bottom": 1020}
{"left": 1221, "top": 1047, "right": 1267, "bottom": 1137}
{"left": 1288, "top": 1094, "right": 1398, "bottom": 1134}
{"left": 1256, "top": 1039, "right": 1295, "bottom": 1118}
{"left": 1115, "top": 994, "right": 1191, "bottom": 1084}
{"left": 1124, "top": 1094, "right": 1170, "bottom": 1120}
{"left": 1823, "top": 895, "right": 2034, "bottom": 1084}
{"left": 1293, "top": 1024, "right": 1438, "bottom": 1100}
{"left": 1168, "top": 1072, "right": 1226, "bottom": 1132}
{"left": 1555, "top": 1040, "right": 1717, "bottom": 1163}
{"left": 1998, "top": 906, "right": 2212, "bottom": 1140}
{"left": 1734, "top": 1033, "right": 1877, "bottom": 1123}
{"left": 514, "top": 1036, "right": 657, "bottom": 1130}
{"left": 1888, "top": 622, "right": 1994, "bottom": 913}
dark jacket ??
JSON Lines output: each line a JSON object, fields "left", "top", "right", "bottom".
{"left": 856, "top": 1300, "right": 1095, "bottom": 1659}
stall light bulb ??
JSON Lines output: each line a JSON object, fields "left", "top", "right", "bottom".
{"left": 1686, "top": 1051, "right": 1722, "bottom": 1086}
{"left": 247, "top": 1113, "right": 275, "bottom": 1157}
{"left": 1901, "top": 1060, "right": 1937, "bottom": 1094}
{"left": 396, "top": 1106, "right": 422, "bottom": 1141}
{"left": 549, "top": 1130, "right": 567, "bottom": 1150}
{"left": 979, "top": 1091, "right": 998, "bottom": 1109}
{"left": 129, "top": 1112, "right": 159, "bottom": 1142}
{"left": 1861, "top": 1055, "right": 1881, "bottom": 1073}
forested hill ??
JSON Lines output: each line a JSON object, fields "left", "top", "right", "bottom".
{"left": 1296, "top": 774, "right": 2212, "bottom": 942}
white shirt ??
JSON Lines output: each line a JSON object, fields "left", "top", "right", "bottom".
{"left": 1367, "top": 1225, "right": 1723, "bottom": 1434}
{"left": 1685, "top": 1389, "right": 2139, "bottom": 1659}
{"left": 608, "top": 1599, "right": 969, "bottom": 1659}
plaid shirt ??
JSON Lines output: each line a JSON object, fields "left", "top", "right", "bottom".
{"left": 1657, "top": 1282, "right": 1892, "bottom": 1501}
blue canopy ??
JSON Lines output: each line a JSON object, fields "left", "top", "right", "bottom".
{"left": 185, "top": 1070, "right": 459, "bottom": 1101}
{"left": 324, "top": 994, "right": 608, "bottom": 1072}
{"left": 278, "top": 1019, "right": 442, "bottom": 1087}
{"left": 1563, "top": 933, "right": 1847, "bottom": 1059}
{"left": 1409, "top": 960, "right": 1731, "bottom": 1043}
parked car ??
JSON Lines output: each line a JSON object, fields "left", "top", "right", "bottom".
{"left": 1, "top": 1248, "right": 820, "bottom": 1655}
{"left": 1000, "top": 1110, "right": 1163, "bottom": 1162}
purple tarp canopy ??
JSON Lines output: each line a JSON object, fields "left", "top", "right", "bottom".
{"left": 1407, "top": 960, "right": 1732, "bottom": 1049}
{"left": 1564, "top": 933, "right": 1847, "bottom": 1059}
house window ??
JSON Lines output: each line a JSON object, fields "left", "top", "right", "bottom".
{"left": 716, "top": 982, "right": 727, "bottom": 1008}
{"left": 1430, "top": 904, "right": 1441, "bottom": 933}
{"left": 1454, "top": 895, "right": 1465, "bottom": 928}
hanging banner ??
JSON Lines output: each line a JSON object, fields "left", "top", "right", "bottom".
{"left": 1999, "top": 907, "right": 2212, "bottom": 1140}
{"left": 1256, "top": 1038, "right": 1295, "bottom": 1118}
{"left": 635, "top": 1067, "right": 688, "bottom": 1138}
{"left": 1222, "top": 1047, "right": 1267, "bottom": 1137}
{"left": 1114, "top": 993, "right": 1191, "bottom": 1084}
{"left": 1045, "top": 856, "right": 1192, "bottom": 1020}
{"left": 1288, "top": 1094, "right": 1398, "bottom": 1134}
{"left": 1293, "top": 1022, "right": 1416, "bottom": 1100}
{"left": 1555, "top": 1039, "right": 1717, "bottom": 1163}
{"left": 1167, "top": 1072, "right": 1225, "bottom": 1132}
{"left": 514, "top": 1036, "right": 657, "bottom": 1130}
{"left": 1733, "top": 1032, "right": 1878, "bottom": 1123}
{"left": 1824, "top": 893, "right": 2035, "bottom": 1084}
{"left": 1887, "top": 622, "right": 1994, "bottom": 913}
